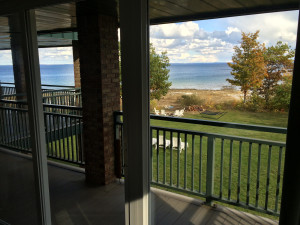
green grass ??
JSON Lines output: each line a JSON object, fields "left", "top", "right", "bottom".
{"left": 150, "top": 110, "right": 288, "bottom": 220}
{"left": 47, "top": 135, "right": 83, "bottom": 164}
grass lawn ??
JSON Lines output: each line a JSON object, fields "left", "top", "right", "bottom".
{"left": 150, "top": 110, "right": 288, "bottom": 219}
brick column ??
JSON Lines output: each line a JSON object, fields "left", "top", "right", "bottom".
{"left": 77, "top": 3, "right": 120, "bottom": 185}
{"left": 9, "top": 14, "right": 27, "bottom": 101}
{"left": 72, "top": 40, "right": 81, "bottom": 88}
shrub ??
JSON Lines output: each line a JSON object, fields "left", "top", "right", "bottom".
{"left": 150, "top": 99, "right": 158, "bottom": 111}
{"left": 179, "top": 94, "right": 205, "bottom": 108}
{"left": 269, "top": 75, "right": 292, "bottom": 111}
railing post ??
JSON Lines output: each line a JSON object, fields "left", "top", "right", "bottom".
{"left": 114, "top": 112, "right": 122, "bottom": 178}
{"left": 206, "top": 135, "right": 215, "bottom": 206}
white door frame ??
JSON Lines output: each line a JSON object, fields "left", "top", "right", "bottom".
{"left": 119, "top": 0, "right": 150, "bottom": 224}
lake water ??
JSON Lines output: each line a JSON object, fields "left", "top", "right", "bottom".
{"left": 0, "top": 63, "right": 233, "bottom": 90}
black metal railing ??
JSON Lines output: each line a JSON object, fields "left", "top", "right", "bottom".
{"left": 0, "top": 104, "right": 84, "bottom": 166}
{"left": 114, "top": 111, "right": 286, "bottom": 216}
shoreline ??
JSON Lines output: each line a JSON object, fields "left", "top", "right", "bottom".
{"left": 156, "top": 88, "right": 243, "bottom": 110}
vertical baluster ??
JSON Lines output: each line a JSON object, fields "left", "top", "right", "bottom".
{"left": 275, "top": 146, "right": 283, "bottom": 213}
{"left": 206, "top": 136, "right": 215, "bottom": 205}
{"left": 163, "top": 130, "right": 166, "bottom": 184}
{"left": 21, "top": 111, "right": 27, "bottom": 150}
{"left": 170, "top": 132, "right": 173, "bottom": 186}
{"left": 71, "top": 117, "right": 76, "bottom": 161}
{"left": 15, "top": 110, "right": 21, "bottom": 148}
{"left": 265, "top": 145, "right": 272, "bottom": 211}
{"left": 48, "top": 114, "right": 54, "bottom": 156}
{"left": 80, "top": 117, "right": 84, "bottom": 163}
{"left": 8, "top": 109, "right": 15, "bottom": 147}
{"left": 69, "top": 116, "right": 74, "bottom": 161}
{"left": 199, "top": 135, "right": 203, "bottom": 193}
{"left": 44, "top": 114, "right": 49, "bottom": 156}
{"left": 191, "top": 134, "right": 195, "bottom": 191}
{"left": 75, "top": 118, "right": 80, "bottom": 163}
{"left": 184, "top": 133, "right": 188, "bottom": 189}
{"left": 228, "top": 140, "right": 233, "bottom": 200}
{"left": 78, "top": 117, "right": 83, "bottom": 163}
{"left": 237, "top": 141, "right": 242, "bottom": 203}
{"left": 25, "top": 112, "right": 30, "bottom": 150}
{"left": 0, "top": 109, "right": 4, "bottom": 145}
{"left": 256, "top": 144, "right": 262, "bottom": 208}
{"left": 66, "top": 116, "right": 70, "bottom": 160}
{"left": 246, "top": 142, "right": 252, "bottom": 205}
{"left": 57, "top": 116, "right": 62, "bottom": 158}
{"left": 220, "top": 139, "right": 224, "bottom": 198}
{"left": 177, "top": 132, "right": 180, "bottom": 188}
{"left": 62, "top": 116, "right": 66, "bottom": 160}
{"left": 156, "top": 129, "right": 159, "bottom": 183}
{"left": 54, "top": 115, "right": 59, "bottom": 158}
{"left": 4, "top": 109, "right": 10, "bottom": 145}
{"left": 120, "top": 124, "right": 124, "bottom": 176}
{"left": 150, "top": 128, "right": 153, "bottom": 182}
{"left": 59, "top": 116, "right": 64, "bottom": 160}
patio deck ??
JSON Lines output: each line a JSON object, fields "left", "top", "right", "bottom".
{"left": 0, "top": 149, "right": 278, "bottom": 225}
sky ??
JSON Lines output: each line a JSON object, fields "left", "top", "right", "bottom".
{"left": 0, "top": 10, "right": 298, "bottom": 65}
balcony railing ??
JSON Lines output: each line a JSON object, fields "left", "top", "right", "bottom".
{"left": 1, "top": 84, "right": 82, "bottom": 106}
{"left": 0, "top": 95, "right": 287, "bottom": 217}
{"left": 0, "top": 103, "right": 84, "bottom": 166}
{"left": 114, "top": 111, "right": 286, "bottom": 217}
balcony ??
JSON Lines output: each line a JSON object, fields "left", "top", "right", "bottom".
{"left": 0, "top": 149, "right": 278, "bottom": 224}
{"left": 0, "top": 86, "right": 285, "bottom": 223}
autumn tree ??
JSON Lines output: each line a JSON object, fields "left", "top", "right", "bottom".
{"left": 227, "top": 31, "right": 266, "bottom": 103}
{"left": 259, "top": 41, "right": 294, "bottom": 104}
{"left": 149, "top": 44, "right": 172, "bottom": 100}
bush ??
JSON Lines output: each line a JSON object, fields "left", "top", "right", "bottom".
{"left": 150, "top": 99, "right": 158, "bottom": 111}
{"left": 179, "top": 94, "right": 205, "bottom": 108}
{"left": 215, "top": 100, "right": 240, "bottom": 110}
{"left": 269, "top": 75, "right": 292, "bottom": 111}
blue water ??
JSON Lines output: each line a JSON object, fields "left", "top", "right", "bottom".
{"left": 169, "top": 63, "right": 232, "bottom": 90}
{"left": 0, "top": 63, "right": 232, "bottom": 90}
{"left": 0, "top": 64, "right": 75, "bottom": 86}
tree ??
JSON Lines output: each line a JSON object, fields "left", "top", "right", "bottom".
{"left": 270, "top": 74, "right": 292, "bottom": 111}
{"left": 149, "top": 44, "right": 171, "bottom": 100}
{"left": 259, "top": 41, "right": 294, "bottom": 104}
{"left": 119, "top": 43, "right": 171, "bottom": 101}
{"left": 227, "top": 31, "right": 266, "bottom": 103}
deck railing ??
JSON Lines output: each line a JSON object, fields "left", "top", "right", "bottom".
{"left": 114, "top": 111, "right": 286, "bottom": 216}
{"left": 1, "top": 84, "right": 82, "bottom": 106}
{"left": 0, "top": 103, "right": 84, "bottom": 166}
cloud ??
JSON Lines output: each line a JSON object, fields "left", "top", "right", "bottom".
{"left": 226, "top": 11, "right": 298, "bottom": 47}
{"left": 150, "top": 11, "right": 298, "bottom": 63}
{"left": 151, "top": 22, "right": 208, "bottom": 39}
{"left": 150, "top": 21, "right": 238, "bottom": 63}
{"left": 38, "top": 47, "right": 73, "bottom": 64}
{"left": 0, "top": 50, "right": 12, "bottom": 65}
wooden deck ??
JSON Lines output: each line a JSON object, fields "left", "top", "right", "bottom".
{"left": 0, "top": 149, "right": 278, "bottom": 225}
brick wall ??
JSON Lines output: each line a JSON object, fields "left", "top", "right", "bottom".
{"left": 77, "top": 5, "right": 120, "bottom": 185}
{"left": 72, "top": 40, "right": 81, "bottom": 88}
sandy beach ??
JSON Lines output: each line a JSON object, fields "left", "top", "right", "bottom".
{"left": 156, "top": 89, "right": 243, "bottom": 110}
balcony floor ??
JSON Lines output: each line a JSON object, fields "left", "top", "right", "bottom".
{"left": 0, "top": 149, "right": 278, "bottom": 225}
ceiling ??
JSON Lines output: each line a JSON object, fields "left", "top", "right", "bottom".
{"left": 0, "top": 0, "right": 298, "bottom": 50}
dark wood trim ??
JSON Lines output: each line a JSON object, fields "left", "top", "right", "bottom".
{"left": 150, "top": 3, "right": 299, "bottom": 25}
{"left": 279, "top": 8, "right": 300, "bottom": 225}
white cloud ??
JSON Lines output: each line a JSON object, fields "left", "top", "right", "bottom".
{"left": 38, "top": 47, "right": 73, "bottom": 64}
{"left": 226, "top": 11, "right": 298, "bottom": 46}
{"left": 0, "top": 50, "right": 12, "bottom": 65}
{"left": 151, "top": 22, "right": 207, "bottom": 39}
{"left": 150, "top": 11, "right": 298, "bottom": 63}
